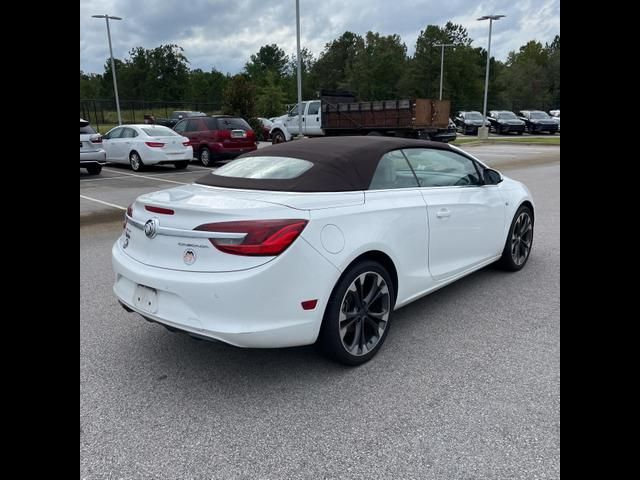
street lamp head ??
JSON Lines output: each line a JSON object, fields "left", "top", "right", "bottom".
{"left": 477, "top": 14, "right": 505, "bottom": 21}
{"left": 92, "top": 14, "right": 122, "bottom": 20}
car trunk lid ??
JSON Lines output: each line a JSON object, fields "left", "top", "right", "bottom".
{"left": 121, "top": 184, "right": 312, "bottom": 273}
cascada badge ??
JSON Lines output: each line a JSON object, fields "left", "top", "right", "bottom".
{"left": 183, "top": 249, "right": 197, "bottom": 265}
{"left": 144, "top": 218, "right": 159, "bottom": 239}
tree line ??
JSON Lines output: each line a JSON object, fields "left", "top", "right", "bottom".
{"left": 80, "top": 22, "right": 559, "bottom": 119}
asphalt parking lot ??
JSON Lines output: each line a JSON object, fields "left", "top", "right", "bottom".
{"left": 80, "top": 144, "right": 559, "bottom": 479}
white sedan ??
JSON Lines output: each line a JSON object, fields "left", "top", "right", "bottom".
{"left": 102, "top": 124, "right": 193, "bottom": 171}
{"left": 112, "top": 137, "right": 534, "bottom": 365}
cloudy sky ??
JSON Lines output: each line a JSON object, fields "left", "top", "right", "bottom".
{"left": 80, "top": 0, "right": 559, "bottom": 75}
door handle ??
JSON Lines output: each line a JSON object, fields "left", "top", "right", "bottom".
{"left": 436, "top": 209, "right": 451, "bottom": 218}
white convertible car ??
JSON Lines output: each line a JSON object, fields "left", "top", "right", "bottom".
{"left": 112, "top": 136, "right": 534, "bottom": 365}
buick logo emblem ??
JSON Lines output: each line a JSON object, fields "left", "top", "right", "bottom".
{"left": 144, "top": 218, "right": 159, "bottom": 239}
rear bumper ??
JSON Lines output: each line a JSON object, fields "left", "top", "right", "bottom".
{"left": 140, "top": 146, "right": 193, "bottom": 165}
{"left": 80, "top": 149, "right": 106, "bottom": 164}
{"left": 209, "top": 142, "right": 257, "bottom": 156}
{"left": 430, "top": 131, "right": 457, "bottom": 143}
{"left": 111, "top": 236, "right": 340, "bottom": 348}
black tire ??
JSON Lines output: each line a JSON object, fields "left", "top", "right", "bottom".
{"left": 174, "top": 160, "right": 189, "bottom": 170}
{"left": 86, "top": 164, "right": 102, "bottom": 175}
{"left": 517, "top": 130, "right": 523, "bottom": 135}
{"left": 199, "top": 147, "right": 212, "bottom": 167}
{"left": 272, "top": 130, "right": 286, "bottom": 144}
{"left": 129, "top": 151, "right": 144, "bottom": 171}
{"left": 497, "top": 205, "right": 534, "bottom": 271}
{"left": 318, "top": 260, "right": 395, "bottom": 366}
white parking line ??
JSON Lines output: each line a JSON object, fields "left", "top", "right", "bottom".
{"left": 80, "top": 195, "right": 126, "bottom": 210}
{"left": 102, "top": 168, "right": 187, "bottom": 185}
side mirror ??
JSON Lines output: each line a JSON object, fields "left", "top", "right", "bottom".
{"left": 483, "top": 168, "right": 503, "bottom": 185}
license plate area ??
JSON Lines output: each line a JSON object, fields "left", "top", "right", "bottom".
{"left": 231, "top": 129, "right": 247, "bottom": 138}
{"left": 133, "top": 285, "right": 158, "bottom": 313}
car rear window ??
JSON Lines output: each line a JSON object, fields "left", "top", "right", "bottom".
{"left": 212, "top": 156, "right": 313, "bottom": 179}
{"left": 80, "top": 125, "right": 96, "bottom": 134}
{"left": 141, "top": 126, "right": 179, "bottom": 137}
{"left": 215, "top": 117, "right": 251, "bottom": 130}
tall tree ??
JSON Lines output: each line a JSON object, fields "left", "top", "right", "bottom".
{"left": 244, "top": 44, "right": 289, "bottom": 84}
{"left": 311, "top": 32, "right": 364, "bottom": 92}
{"left": 345, "top": 32, "right": 407, "bottom": 100}
{"left": 222, "top": 74, "right": 256, "bottom": 118}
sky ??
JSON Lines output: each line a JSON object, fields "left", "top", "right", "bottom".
{"left": 80, "top": 0, "right": 559, "bottom": 75}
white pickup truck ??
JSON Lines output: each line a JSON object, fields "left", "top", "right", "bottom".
{"left": 269, "top": 92, "right": 456, "bottom": 143}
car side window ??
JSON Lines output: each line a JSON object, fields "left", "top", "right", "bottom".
{"left": 121, "top": 128, "right": 138, "bottom": 138}
{"left": 369, "top": 151, "right": 419, "bottom": 190}
{"left": 185, "top": 120, "right": 200, "bottom": 132}
{"left": 307, "top": 102, "right": 320, "bottom": 115}
{"left": 174, "top": 121, "right": 186, "bottom": 133}
{"left": 289, "top": 105, "right": 299, "bottom": 116}
{"left": 402, "top": 148, "right": 482, "bottom": 187}
{"left": 106, "top": 127, "right": 123, "bottom": 139}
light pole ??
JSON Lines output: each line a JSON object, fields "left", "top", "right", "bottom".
{"left": 477, "top": 14, "right": 504, "bottom": 138}
{"left": 92, "top": 14, "right": 123, "bottom": 125}
{"left": 295, "top": 0, "right": 303, "bottom": 139}
{"left": 434, "top": 43, "right": 454, "bottom": 100}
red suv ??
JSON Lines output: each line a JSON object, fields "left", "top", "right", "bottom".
{"left": 174, "top": 115, "right": 258, "bottom": 166}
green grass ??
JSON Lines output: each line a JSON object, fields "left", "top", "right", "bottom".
{"left": 452, "top": 136, "right": 560, "bottom": 146}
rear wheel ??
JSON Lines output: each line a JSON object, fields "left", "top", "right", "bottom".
{"left": 272, "top": 130, "right": 286, "bottom": 144}
{"left": 129, "top": 152, "right": 144, "bottom": 171}
{"left": 199, "top": 147, "right": 212, "bottom": 167}
{"left": 174, "top": 160, "right": 189, "bottom": 170}
{"left": 318, "top": 260, "right": 395, "bottom": 365}
{"left": 86, "top": 164, "right": 102, "bottom": 175}
{"left": 498, "top": 206, "right": 534, "bottom": 271}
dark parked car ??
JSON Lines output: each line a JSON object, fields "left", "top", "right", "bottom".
{"left": 156, "top": 111, "right": 207, "bottom": 129}
{"left": 518, "top": 110, "right": 558, "bottom": 134}
{"left": 174, "top": 115, "right": 258, "bottom": 166}
{"left": 487, "top": 110, "right": 526, "bottom": 135}
{"left": 454, "top": 111, "right": 489, "bottom": 135}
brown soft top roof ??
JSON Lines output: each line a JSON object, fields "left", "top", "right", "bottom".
{"left": 195, "top": 136, "right": 454, "bottom": 192}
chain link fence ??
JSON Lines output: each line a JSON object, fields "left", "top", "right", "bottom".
{"left": 80, "top": 99, "right": 223, "bottom": 130}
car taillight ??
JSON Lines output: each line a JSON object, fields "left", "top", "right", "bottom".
{"left": 182, "top": 141, "right": 190, "bottom": 146}
{"left": 145, "top": 141, "right": 165, "bottom": 148}
{"left": 145, "top": 205, "right": 174, "bottom": 215}
{"left": 124, "top": 204, "right": 133, "bottom": 229}
{"left": 90, "top": 136, "right": 102, "bottom": 144}
{"left": 194, "top": 219, "right": 308, "bottom": 256}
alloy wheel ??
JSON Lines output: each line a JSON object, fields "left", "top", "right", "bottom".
{"left": 511, "top": 211, "right": 533, "bottom": 266}
{"left": 339, "top": 272, "right": 391, "bottom": 356}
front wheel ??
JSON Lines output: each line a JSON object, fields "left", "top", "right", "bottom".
{"left": 498, "top": 206, "right": 534, "bottom": 271}
{"left": 271, "top": 130, "right": 286, "bottom": 144}
{"left": 318, "top": 260, "right": 395, "bottom": 365}
{"left": 129, "top": 152, "right": 144, "bottom": 171}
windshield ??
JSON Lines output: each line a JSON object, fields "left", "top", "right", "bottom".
{"left": 497, "top": 112, "right": 517, "bottom": 119}
{"left": 141, "top": 126, "right": 179, "bottom": 137}
{"left": 465, "top": 112, "right": 483, "bottom": 120}
{"left": 213, "top": 156, "right": 313, "bottom": 179}
{"left": 529, "top": 111, "right": 550, "bottom": 119}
